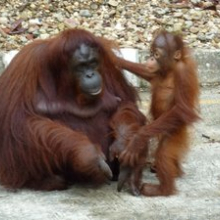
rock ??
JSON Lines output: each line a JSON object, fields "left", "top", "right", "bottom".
{"left": 191, "top": 0, "right": 201, "bottom": 4}
{"left": 108, "top": 0, "right": 119, "bottom": 7}
{"left": 2, "top": 50, "right": 19, "bottom": 67}
{"left": 20, "top": 36, "right": 28, "bottom": 43}
{"left": 29, "top": 18, "right": 42, "bottom": 26}
{"left": 184, "top": 21, "right": 193, "bottom": 29}
{"left": 109, "top": 10, "right": 116, "bottom": 16}
{"left": 190, "top": 27, "right": 199, "bottom": 34}
{"left": 189, "top": 9, "right": 204, "bottom": 20}
{"left": 79, "top": 10, "right": 92, "bottom": 18}
{"left": 173, "top": 23, "right": 183, "bottom": 32}
{"left": 197, "top": 34, "right": 206, "bottom": 42}
{"left": 64, "top": 19, "right": 78, "bottom": 28}
{"left": 30, "top": 3, "right": 37, "bottom": 9}
{"left": 90, "top": 3, "right": 99, "bottom": 10}
{"left": 173, "top": 12, "right": 184, "bottom": 18}
{"left": 205, "top": 33, "right": 215, "bottom": 41}
{"left": 39, "top": 33, "right": 50, "bottom": 39}
{"left": 0, "top": 17, "right": 8, "bottom": 25}
{"left": 155, "top": 9, "right": 169, "bottom": 16}
{"left": 115, "top": 22, "right": 124, "bottom": 30}
{"left": 0, "top": 0, "right": 220, "bottom": 51}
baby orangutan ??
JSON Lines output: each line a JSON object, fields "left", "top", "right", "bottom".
{"left": 112, "top": 30, "right": 200, "bottom": 196}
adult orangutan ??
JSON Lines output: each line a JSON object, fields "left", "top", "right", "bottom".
{"left": 0, "top": 28, "right": 146, "bottom": 191}
{"left": 112, "top": 30, "right": 200, "bottom": 196}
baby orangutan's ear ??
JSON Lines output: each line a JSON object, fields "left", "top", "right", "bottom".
{"left": 174, "top": 50, "right": 181, "bottom": 60}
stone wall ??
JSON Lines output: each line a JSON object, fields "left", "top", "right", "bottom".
{"left": 1, "top": 49, "right": 220, "bottom": 87}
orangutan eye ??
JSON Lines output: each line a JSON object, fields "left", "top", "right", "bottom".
{"left": 154, "top": 51, "right": 160, "bottom": 59}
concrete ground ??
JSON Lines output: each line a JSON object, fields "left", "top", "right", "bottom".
{"left": 0, "top": 50, "right": 219, "bottom": 220}
{"left": 0, "top": 86, "right": 219, "bottom": 220}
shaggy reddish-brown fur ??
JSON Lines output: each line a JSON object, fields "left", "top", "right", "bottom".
{"left": 115, "top": 30, "right": 200, "bottom": 196}
{"left": 0, "top": 28, "right": 145, "bottom": 191}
